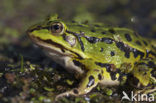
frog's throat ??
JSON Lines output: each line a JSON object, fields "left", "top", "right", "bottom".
{"left": 29, "top": 35, "right": 83, "bottom": 59}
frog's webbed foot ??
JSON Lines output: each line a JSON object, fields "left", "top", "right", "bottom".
{"left": 55, "top": 69, "right": 102, "bottom": 101}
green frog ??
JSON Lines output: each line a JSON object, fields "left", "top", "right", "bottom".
{"left": 27, "top": 15, "right": 156, "bottom": 100}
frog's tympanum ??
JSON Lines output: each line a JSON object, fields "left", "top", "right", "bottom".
{"left": 27, "top": 15, "right": 156, "bottom": 100}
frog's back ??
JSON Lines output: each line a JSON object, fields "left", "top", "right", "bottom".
{"left": 67, "top": 22, "right": 156, "bottom": 68}
{"left": 68, "top": 22, "right": 155, "bottom": 52}
{"left": 111, "top": 27, "right": 156, "bottom": 58}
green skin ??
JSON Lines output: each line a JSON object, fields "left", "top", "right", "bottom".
{"left": 27, "top": 15, "right": 156, "bottom": 100}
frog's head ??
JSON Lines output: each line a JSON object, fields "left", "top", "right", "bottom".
{"left": 27, "top": 15, "right": 87, "bottom": 59}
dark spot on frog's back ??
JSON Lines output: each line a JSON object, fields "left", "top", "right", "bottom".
{"left": 72, "top": 20, "right": 76, "bottom": 23}
{"left": 100, "top": 48, "right": 103, "bottom": 52}
{"left": 86, "top": 36, "right": 113, "bottom": 44}
{"left": 135, "top": 41, "right": 142, "bottom": 46}
{"left": 101, "top": 38, "right": 113, "bottom": 44}
{"left": 101, "top": 31, "right": 106, "bottom": 34}
{"left": 86, "top": 37, "right": 99, "bottom": 43}
{"left": 110, "top": 51, "right": 115, "bottom": 56}
{"left": 87, "top": 75, "right": 95, "bottom": 88}
{"left": 143, "top": 72, "right": 147, "bottom": 76}
{"left": 91, "top": 29, "right": 96, "bottom": 32}
{"left": 116, "top": 42, "right": 125, "bottom": 51}
{"left": 108, "top": 28, "right": 116, "bottom": 34}
{"left": 125, "top": 51, "right": 130, "bottom": 58}
{"left": 94, "top": 24, "right": 100, "bottom": 27}
{"left": 133, "top": 49, "right": 145, "bottom": 59}
{"left": 115, "top": 42, "right": 131, "bottom": 58}
{"left": 95, "top": 62, "right": 111, "bottom": 69}
{"left": 143, "top": 40, "right": 148, "bottom": 46}
{"left": 77, "top": 25, "right": 84, "bottom": 27}
{"left": 125, "top": 33, "right": 132, "bottom": 42}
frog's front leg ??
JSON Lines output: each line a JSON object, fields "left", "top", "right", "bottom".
{"left": 55, "top": 68, "right": 101, "bottom": 100}
{"left": 55, "top": 59, "right": 121, "bottom": 101}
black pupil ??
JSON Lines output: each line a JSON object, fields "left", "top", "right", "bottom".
{"left": 53, "top": 25, "right": 60, "bottom": 30}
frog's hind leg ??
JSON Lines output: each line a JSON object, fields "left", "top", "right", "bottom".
{"left": 55, "top": 69, "right": 102, "bottom": 100}
{"left": 131, "top": 58, "right": 156, "bottom": 94}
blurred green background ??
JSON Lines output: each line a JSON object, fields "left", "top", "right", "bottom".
{"left": 0, "top": 0, "right": 156, "bottom": 103}
{"left": 0, "top": 0, "right": 156, "bottom": 46}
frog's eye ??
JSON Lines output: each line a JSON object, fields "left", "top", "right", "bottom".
{"left": 51, "top": 22, "right": 64, "bottom": 35}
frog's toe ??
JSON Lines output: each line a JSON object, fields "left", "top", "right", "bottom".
{"left": 137, "top": 87, "right": 156, "bottom": 95}
{"left": 55, "top": 88, "right": 79, "bottom": 101}
{"left": 55, "top": 91, "right": 70, "bottom": 101}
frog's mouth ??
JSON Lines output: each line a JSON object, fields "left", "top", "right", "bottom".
{"left": 28, "top": 34, "right": 83, "bottom": 59}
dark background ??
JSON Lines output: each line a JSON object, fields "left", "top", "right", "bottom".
{"left": 0, "top": 0, "right": 155, "bottom": 103}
